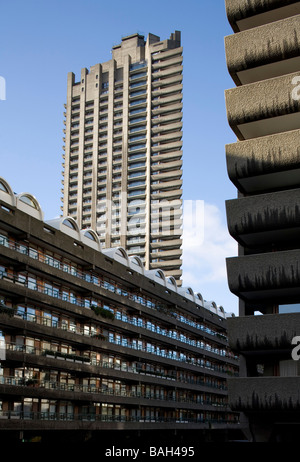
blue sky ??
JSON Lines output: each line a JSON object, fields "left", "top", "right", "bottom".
{"left": 0, "top": 0, "right": 239, "bottom": 314}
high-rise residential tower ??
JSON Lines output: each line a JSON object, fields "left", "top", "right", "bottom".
{"left": 61, "top": 31, "right": 183, "bottom": 284}
{"left": 224, "top": 0, "right": 300, "bottom": 442}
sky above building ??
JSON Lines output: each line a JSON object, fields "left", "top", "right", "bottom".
{"left": 0, "top": 0, "right": 239, "bottom": 314}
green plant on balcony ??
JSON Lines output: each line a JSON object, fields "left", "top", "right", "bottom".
{"left": 92, "top": 305, "right": 115, "bottom": 320}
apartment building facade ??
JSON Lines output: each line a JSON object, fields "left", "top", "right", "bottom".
{"left": 0, "top": 176, "right": 240, "bottom": 443}
{"left": 224, "top": 0, "right": 300, "bottom": 442}
{"left": 61, "top": 31, "right": 183, "bottom": 284}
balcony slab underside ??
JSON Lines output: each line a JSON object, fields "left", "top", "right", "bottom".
{"left": 227, "top": 249, "right": 300, "bottom": 303}
{"left": 226, "top": 187, "right": 300, "bottom": 247}
{"left": 225, "top": 14, "right": 300, "bottom": 85}
{"left": 227, "top": 313, "right": 300, "bottom": 351}
{"left": 225, "top": 0, "right": 300, "bottom": 32}
{"left": 226, "top": 129, "right": 300, "bottom": 194}
{"left": 225, "top": 72, "right": 300, "bottom": 141}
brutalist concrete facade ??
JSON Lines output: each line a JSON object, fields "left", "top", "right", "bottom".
{"left": 0, "top": 176, "right": 241, "bottom": 443}
{"left": 225, "top": 0, "right": 300, "bottom": 442}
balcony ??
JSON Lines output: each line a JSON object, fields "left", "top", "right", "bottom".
{"left": 226, "top": 187, "right": 300, "bottom": 248}
{"left": 0, "top": 410, "right": 234, "bottom": 432}
{"left": 225, "top": 0, "right": 300, "bottom": 32}
{"left": 151, "top": 65, "right": 183, "bottom": 81}
{"left": 227, "top": 312, "right": 300, "bottom": 351}
{"left": 150, "top": 249, "right": 182, "bottom": 260}
{"left": 152, "top": 132, "right": 182, "bottom": 145}
{"left": 152, "top": 84, "right": 183, "bottom": 99}
{"left": 152, "top": 93, "right": 182, "bottom": 109}
{"left": 228, "top": 376, "right": 300, "bottom": 412}
{"left": 225, "top": 71, "right": 300, "bottom": 140}
{"left": 0, "top": 376, "right": 226, "bottom": 412}
{"left": 152, "top": 140, "right": 182, "bottom": 154}
{"left": 152, "top": 56, "right": 183, "bottom": 72}
{"left": 151, "top": 239, "right": 182, "bottom": 250}
{"left": 225, "top": 14, "right": 300, "bottom": 85}
{"left": 226, "top": 249, "right": 300, "bottom": 303}
{"left": 150, "top": 259, "right": 182, "bottom": 271}
{"left": 151, "top": 188, "right": 182, "bottom": 201}
{"left": 152, "top": 74, "right": 182, "bottom": 90}
{"left": 151, "top": 179, "right": 182, "bottom": 192}
{"left": 151, "top": 171, "right": 182, "bottom": 184}
{"left": 151, "top": 159, "right": 182, "bottom": 173}
{"left": 152, "top": 150, "right": 182, "bottom": 163}
{"left": 225, "top": 129, "right": 300, "bottom": 194}
{"left": 152, "top": 121, "right": 182, "bottom": 136}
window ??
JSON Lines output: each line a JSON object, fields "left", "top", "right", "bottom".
{"left": 130, "top": 125, "right": 146, "bottom": 133}
{"left": 130, "top": 107, "right": 146, "bottom": 116}
{"left": 129, "top": 116, "right": 146, "bottom": 124}
{"left": 128, "top": 189, "right": 145, "bottom": 197}
{"left": 130, "top": 72, "right": 147, "bottom": 80}
{"left": 0, "top": 181, "right": 9, "bottom": 193}
{"left": 130, "top": 89, "right": 146, "bottom": 98}
{"left": 128, "top": 143, "right": 146, "bottom": 151}
{"left": 129, "top": 98, "right": 146, "bottom": 107}
{"left": 130, "top": 61, "right": 147, "bottom": 71}
{"left": 19, "top": 195, "right": 38, "bottom": 209}
{"left": 128, "top": 161, "right": 145, "bottom": 169}
{"left": 130, "top": 80, "right": 147, "bottom": 89}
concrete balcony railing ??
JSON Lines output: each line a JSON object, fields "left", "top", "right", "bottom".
{"left": 164, "top": 268, "right": 182, "bottom": 280}
{"left": 0, "top": 411, "right": 236, "bottom": 432}
{"left": 152, "top": 84, "right": 182, "bottom": 99}
{"left": 152, "top": 55, "right": 183, "bottom": 71}
{"left": 151, "top": 239, "right": 182, "bottom": 250}
{"left": 225, "top": 129, "right": 300, "bottom": 194}
{"left": 152, "top": 140, "right": 183, "bottom": 154}
{"left": 151, "top": 189, "right": 182, "bottom": 201}
{"left": 152, "top": 46, "right": 183, "bottom": 62}
{"left": 152, "top": 102, "right": 182, "bottom": 118}
{"left": 152, "top": 65, "right": 183, "bottom": 81}
{"left": 227, "top": 312, "right": 300, "bottom": 351}
{"left": 150, "top": 259, "right": 182, "bottom": 271}
{"left": 150, "top": 248, "right": 182, "bottom": 259}
{"left": 228, "top": 376, "right": 300, "bottom": 411}
{"left": 226, "top": 187, "right": 300, "bottom": 248}
{"left": 150, "top": 112, "right": 182, "bottom": 125}
{"left": 151, "top": 121, "right": 182, "bottom": 135}
{"left": 152, "top": 93, "right": 182, "bottom": 109}
{"left": 152, "top": 74, "right": 182, "bottom": 90}
{"left": 225, "top": 14, "right": 300, "bottom": 85}
{"left": 225, "top": 71, "right": 300, "bottom": 140}
{"left": 151, "top": 160, "right": 182, "bottom": 173}
{"left": 225, "top": 0, "right": 300, "bottom": 32}
{"left": 151, "top": 179, "right": 182, "bottom": 192}
{"left": 153, "top": 150, "right": 182, "bottom": 163}
{"left": 226, "top": 249, "right": 300, "bottom": 303}
{"left": 152, "top": 132, "right": 182, "bottom": 145}
{"left": 151, "top": 229, "right": 182, "bottom": 240}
